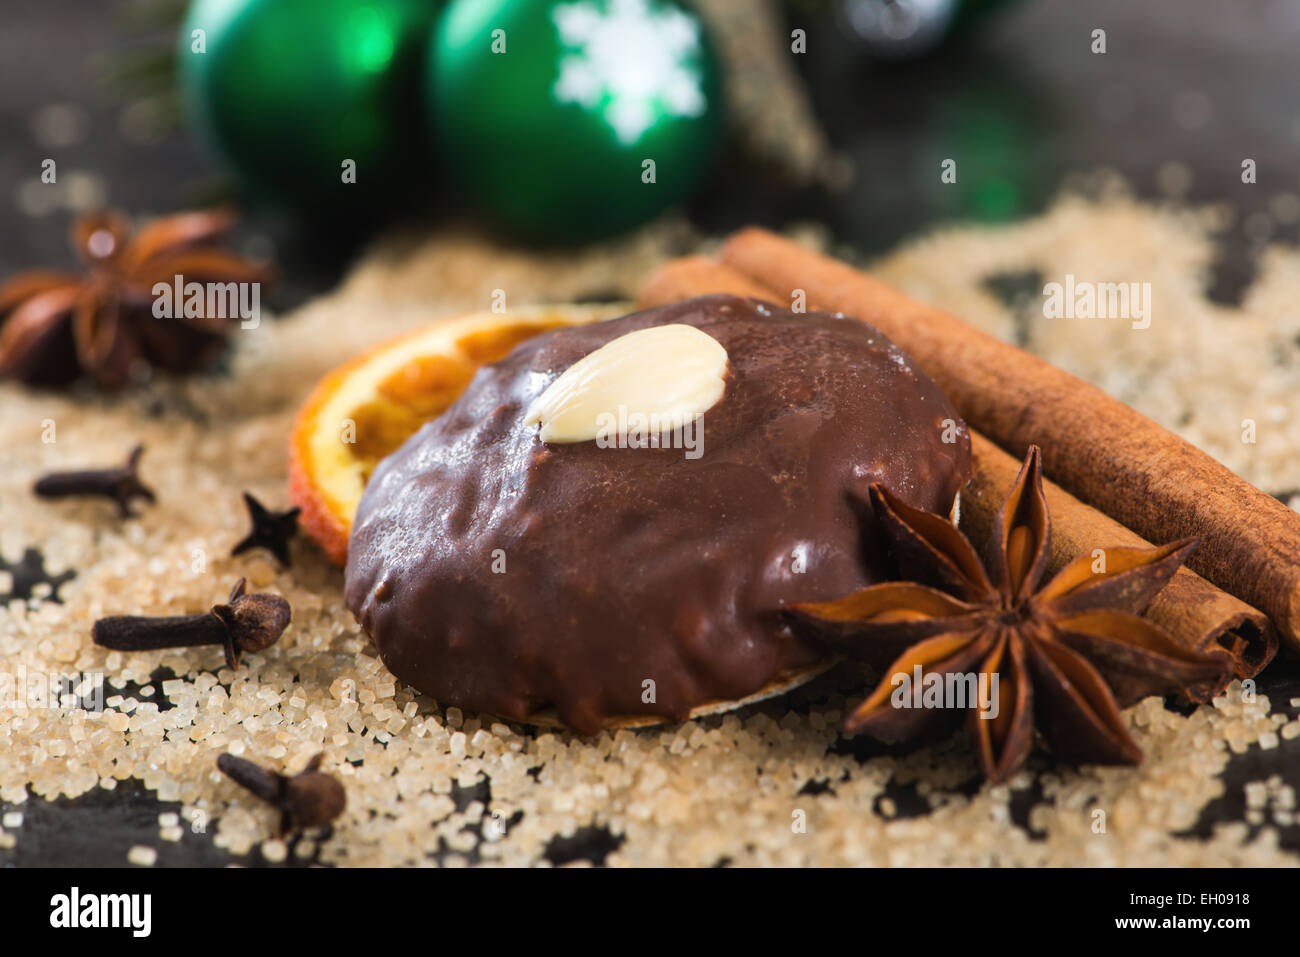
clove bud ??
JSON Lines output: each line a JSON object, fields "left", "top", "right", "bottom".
{"left": 92, "top": 577, "right": 290, "bottom": 669}
{"left": 217, "top": 752, "right": 346, "bottom": 835}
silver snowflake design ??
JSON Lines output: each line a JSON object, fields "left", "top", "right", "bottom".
{"left": 551, "top": 0, "right": 708, "bottom": 145}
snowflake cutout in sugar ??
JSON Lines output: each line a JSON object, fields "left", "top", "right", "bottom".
{"left": 551, "top": 0, "right": 707, "bottom": 145}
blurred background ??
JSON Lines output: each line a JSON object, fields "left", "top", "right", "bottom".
{"left": 3, "top": 0, "right": 1298, "bottom": 314}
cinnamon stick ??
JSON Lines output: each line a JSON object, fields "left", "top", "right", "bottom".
{"left": 719, "top": 227, "right": 1300, "bottom": 654}
{"left": 636, "top": 255, "right": 1276, "bottom": 688}
{"left": 638, "top": 254, "right": 775, "bottom": 305}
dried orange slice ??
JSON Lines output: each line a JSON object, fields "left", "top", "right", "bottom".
{"left": 289, "top": 304, "right": 627, "bottom": 565}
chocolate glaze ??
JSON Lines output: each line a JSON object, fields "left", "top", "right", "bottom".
{"left": 345, "top": 295, "right": 971, "bottom": 733}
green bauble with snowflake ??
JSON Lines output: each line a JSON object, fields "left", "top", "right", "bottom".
{"left": 430, "top": 0, "right": 725, "bottom": 242}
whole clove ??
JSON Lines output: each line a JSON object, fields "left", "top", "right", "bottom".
{"left": 33, "top": 444, "right": 156, "bottom": 517}
{"left": 231, "top": 492, "right": 301, "bottom": 567}
{"left": 217, "top": 752, "right": 346, "bottom": 835}
{"left": 92, "top": 577, "right": 290, "bottom": 669}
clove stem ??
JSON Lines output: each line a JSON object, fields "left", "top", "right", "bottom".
{"left": 216, "top": 753, "right": 282, "bottom": 803}
{"left": 92, "top": 613, "right": 225, "bottom": 651}
{"left": 33, "top": 445, "right": 155, "bottom": 517}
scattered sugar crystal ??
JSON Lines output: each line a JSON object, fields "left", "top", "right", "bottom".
{"left": 127, "top": 845, "right": 158, "bottom": 866}
{"left": 449, "top": 732, "right": 467, "bottom": 759}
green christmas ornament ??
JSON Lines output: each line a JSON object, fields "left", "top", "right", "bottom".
{"left": 430, "top": 0, "right": 725, "bottom": 242}
{"left": 178, "top": 0, "right": 438, "bottom": 215}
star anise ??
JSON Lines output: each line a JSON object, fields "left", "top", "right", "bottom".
{"left": 791, "top": 445, "right": 1231, "bottom": 783}
{"left": 232, "top": 492, "right": 301, "bottom": 567}
{"left": 0, "top": 208, "right": 271, "bottom": 388}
